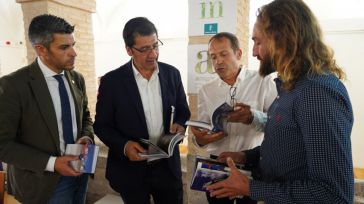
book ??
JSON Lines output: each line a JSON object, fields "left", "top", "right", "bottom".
{"left": 185, "top": 102, "right": 233, "bottom": 133}
{"left": 138, "top": 132, "right": 185, "bottom": 159}
{"left": 190, "top": 156, "right": 252, "bottom": 192}
{"left": 65, "top": 144, "right": 99, "bottom": 174}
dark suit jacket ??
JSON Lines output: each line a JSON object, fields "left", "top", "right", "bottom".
{"left": 93, "top": 60, "right": 190, "bottom": 193}
{"left": 0, "top": 60, "right": 94, "bottom": 204}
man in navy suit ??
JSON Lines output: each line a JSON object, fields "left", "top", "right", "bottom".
{"left": 93, "top": 17, "right": 190, "bottom": 204}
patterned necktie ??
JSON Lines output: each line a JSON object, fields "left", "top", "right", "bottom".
{"left": 53, "top": 74, "right": 74, "bottom": 144}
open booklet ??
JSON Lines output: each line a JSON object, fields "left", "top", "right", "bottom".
{"left": 190, "top": 156, "right": 252, "bottom": 192}
{"left": 185, "top": 102, "right": 233, "bottom": 133}
{"left": 138, "top": 132, "right": 185, "bottom": 159}
{"left": 65, "top": 144, "right": 100, "bottom": 174}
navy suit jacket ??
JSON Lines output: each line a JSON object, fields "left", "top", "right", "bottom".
{"left": 93, "top": 60, "right": 190, "bottom": 192}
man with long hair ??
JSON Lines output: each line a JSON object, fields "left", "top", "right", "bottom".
{"left": 207, "top": 0, "right": 354, "bottom": 203}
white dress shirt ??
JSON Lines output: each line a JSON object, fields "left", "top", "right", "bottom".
{"left": 196, "top": 68, "right": 277, "bottom": 155}
{"left": 132, "top": 62, "right": 164, "bottom": 146}
{"left": 38, "top": 58, "right": 78, "bottom": 171}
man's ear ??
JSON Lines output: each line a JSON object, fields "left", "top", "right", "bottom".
{"left": 236, "top": 48, "right": 242, "bottom": 60}
{"left": 126, "top": 46, "right": 133, "bottom": 57}
{"left": 34, "top": 44, "right": 47, "bottom": 57}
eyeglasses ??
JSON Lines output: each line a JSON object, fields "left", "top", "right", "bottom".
{"left": 131, "top": 39, "right": 163, "bottom": 54}
{"left": 229, "top": 86, "right": 237, "bottom": 108}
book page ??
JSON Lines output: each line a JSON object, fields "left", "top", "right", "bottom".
{"left": 139, "top": 138, "right": 167, "bottom": 158}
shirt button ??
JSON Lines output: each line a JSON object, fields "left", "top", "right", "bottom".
{"left": 260, "top": 156, "right": 263, "bottom": 160}
{"left": 276, "top": 95, "right": 280, "bottom": 99}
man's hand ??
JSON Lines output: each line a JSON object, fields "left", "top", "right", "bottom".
{"left": 207, "top": 157, "right": 250, "bottom": 199}
{"left": 191, "top": 126, "right": 225, "bottom": 146}
{"left": 170, "top": 123, "right": 185, "bottom": 134}
{"left": 125, "top": 141, "right": 147, "bottom": 161}
{"left": 228, "top": 103, "right": 253, "bottom": 124}
{"left": 54, "top": 156, "right": 82, "bottom": 176}
{"left": 217, "top": 151, "right": 246, "bottom": 165}
{"left": 75, "top": 137, "right": 92, "bottom": 145}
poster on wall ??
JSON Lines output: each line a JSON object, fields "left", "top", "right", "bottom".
{"left": 188, "top": 44, "right": 217, "bottom": 93}
{"left": 188, "top": 0, "right": 237, "bottom": 36}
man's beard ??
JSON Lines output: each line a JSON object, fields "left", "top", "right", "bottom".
{"left": 259, "top": 55, "right": 275, "bottom": 77}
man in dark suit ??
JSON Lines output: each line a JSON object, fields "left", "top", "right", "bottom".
{"left": 0, "top": 14, "right": 94, "bottom": 204}
{"left": 93, "top": 17, "right": 190, "bottom": 204}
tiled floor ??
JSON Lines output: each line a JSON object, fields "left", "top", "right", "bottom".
{"left": 94, "top": 194, "right": 123, "bottom": 204}
{"left": 4, "top": 192, "right": 20, "bottom": 204}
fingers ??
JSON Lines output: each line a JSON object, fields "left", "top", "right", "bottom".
{"left": 54, "top": 156, "right": 82, "bottom": 177}
{"left": 194, "top": 131, "right": 225, "bottom": 146}
{"left": 228, "top": 103, "right": 253, "bottom": 124}
{"left": 75, "top": 137, "right": 92, "bottom": 145}
{"left": 171, "top": 123, "right": 185, "bottom": 134}
{"left": 190, "top": 126, "right": 208, "bottom": 136}
{"left": 125, "top": 141, "right": 147, "bottom": 161}
{"left": 170, "top": 124, "right": 178, "bottom": 133}
{"left": 226, "top": 157, "right": 238, "bottom": 172}
{"left": 207, "top": 180, "right": 225, "bottom": 193}
{"left": 217, "top": 152, "right": 233, "bottom": 163}
{"left": 210, "top": 188, "right": 233, "bottom": 199}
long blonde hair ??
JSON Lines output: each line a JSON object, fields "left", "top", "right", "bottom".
{"left": 257, "top": 0, "right": 345, "bottom": 90}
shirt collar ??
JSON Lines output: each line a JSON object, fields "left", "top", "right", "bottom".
{"left": 37, "top": 57, "right": 64, "bottom": 78}
{"left": 131, "top": 59, "right": 159, "bottom": 80}
{"left": 217, "top": 67, "right": 247, "bottom": 87}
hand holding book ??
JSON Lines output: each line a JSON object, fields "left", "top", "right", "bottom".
{"left": 185, "top": 102, "right": 233, "bottom": 134}
{"left": 190, "top": 126, "right": 225, "bottom": 146}
{"left": 207, "top": 157, "right": 251, "bottom": 198}
{"left": 190, "top": 156, "right": 252, "bottom": 192}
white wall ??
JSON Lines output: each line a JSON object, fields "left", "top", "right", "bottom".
{"left": 322, "top": 19, "right": 364, "bottom": 168}
{"left": 0, "top": 0, "right": 27, "bottom": 76}
{"left": 92, "top": 0, "right": 188, "bottom": 86}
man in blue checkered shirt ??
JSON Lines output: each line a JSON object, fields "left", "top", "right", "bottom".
{"left": 207, "top": 0, "right": 354, "bottom": 203}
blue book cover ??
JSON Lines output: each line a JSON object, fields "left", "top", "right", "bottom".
{"left": 65, "top": 144, "right": 99, "bottom": 173}
{"left": 185, "top": 102, "right": 233, "bottom": 134}
{"left": 190, "top": 156, "right": 252, "bottom": 192}
{"left": 190, "top": 162, "right": 229, "bottom": 192}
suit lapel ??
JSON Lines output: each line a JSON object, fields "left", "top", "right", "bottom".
{"left": 64, "top": 71, "right": 81, "bottom": 138}
{"left": 158, "top": 66, "right": 168, "bottom": 128}
{"left": 122, "top": 62, "right": 148, "bottom": 130}
{"left": 28, "top": 61, "right": 61, "bottom": 153}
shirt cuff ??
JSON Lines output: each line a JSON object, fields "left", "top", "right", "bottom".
{"left": 250, "top": 109, "right": 267, "bottom": 132}
{"left": 123, "top": 141, "right": 130, "bottom": 156}
{"left": 45, "top": 156, "right": 56, "bottom": 172}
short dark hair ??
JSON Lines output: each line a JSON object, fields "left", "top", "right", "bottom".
{"left": 208, "top": 32, "right": 240, "bottom": 52}
{"left": 122, "top": 17, "right": 158, "bottom": 48}
{"left": 28, "top": 14, "right": 74, "bottom": 48}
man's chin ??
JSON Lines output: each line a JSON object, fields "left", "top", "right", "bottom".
{"left": 64, "top": 65, "right": 75, "bottom": 71}
{"left": 259, "top": 61, "right": 275, "bottom": 77}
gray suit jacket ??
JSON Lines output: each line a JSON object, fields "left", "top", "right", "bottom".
{"left": 0, "top": 60, "right": 94, "bottom": 204}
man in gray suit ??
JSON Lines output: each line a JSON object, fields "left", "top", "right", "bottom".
{"left": 0, "top": 14, "right": 94, "bottom": 204}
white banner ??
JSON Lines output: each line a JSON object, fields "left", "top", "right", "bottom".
{"left": 188, "top": 0, "right": 237, "bottom": 36}
{"left": 187, "top": 44, "right": 217, "bottom": 93}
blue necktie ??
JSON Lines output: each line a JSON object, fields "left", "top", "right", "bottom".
{"left": 53, "top": 74, "right": 74, "bottom": 144}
